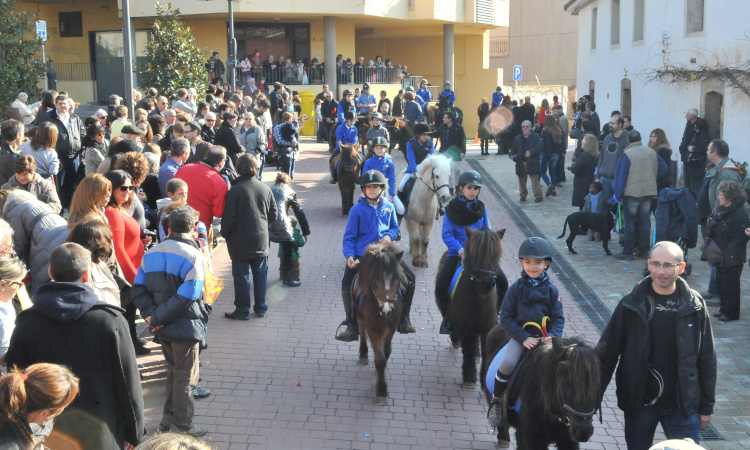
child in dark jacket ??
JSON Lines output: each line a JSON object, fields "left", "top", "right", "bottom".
{"left": 582, "top": 181, "right": 608, "bottom": 241}
{"left": 278, "top": 216, "right": 305, "bottom": 283}
{"left": 487, "top": 236, "right": 565, "bottom": 429}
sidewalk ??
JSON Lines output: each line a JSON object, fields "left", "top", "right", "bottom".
{"left": 134, "top": 137, "right": 749, "bottom": 449}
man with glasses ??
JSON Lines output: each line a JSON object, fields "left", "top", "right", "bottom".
{"left": 597, "top": 241, "right": 716, "bottom": 450}
{"left": 200, "top": 113, "right": 218, "bottom": 144}
{"left": 159, "top": 137, "right": 190, "bottom": 197}
{"left": 509, "top": 120, "right": 543, "bottom": 202}
{"left": 315, "top": 84, "right": 331, "bottom": 103}
{"left": 183, "top": 121, "right": 212, "bottom": 164}
{"left": 238, "top": 114, "right": 267, "bottom": 179}
{"left": 150, "top": 96, "right": 169, "bottom": 118}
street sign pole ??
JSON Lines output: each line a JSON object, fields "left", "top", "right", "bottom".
{"left": 42, "top": 44, "right": 47, "bottom": 91}
{"left": 512, "top": 65, "right": 522, "bottom": 101}
{"left": 36, "top": 20, "right": 48, "bottom": 90}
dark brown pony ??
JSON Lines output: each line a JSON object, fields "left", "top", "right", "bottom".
{"left": 481, "top": 326, "right": 601, "bottom": 449}
{"left": 331, "top": 143, "right": 362, "bottom": 215}
{"left": 436, "top": 227, "right": 506, "bottom": 388}
{"left": 354, "top": 243, "right": 404, "bottom": 406}
{"left": 428, "top": 95, "right": 464, "bottom": 131}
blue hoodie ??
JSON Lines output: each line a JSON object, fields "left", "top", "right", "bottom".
{"left": 406, "top": 138, "right": 435, "bottom": 174}
{"left": 416, "top": 88, "right": 432, "bottom": 104}
{"left": 336, "top": 123, "right": 358, "bottom": 149}
{"left": 439, "top": 89, "right": 456, "bottom": 106}
{"left": 441, "top": 196, "right": 490, "bottom": 257}
{"left": 32, "top": 281, "right": 101, "bottom": 323}
{"left": 343, "top": 196, "right": 399, "bottom": 258}
{"left": 362, "top": 153, "right": 396, "bottom": 197}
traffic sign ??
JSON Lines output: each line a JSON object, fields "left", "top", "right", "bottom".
{"left": 36, "top": 20, "right": 47, "bottom": 42}
{"left": 513, "top": 65, "right": 522, "bottom": 81}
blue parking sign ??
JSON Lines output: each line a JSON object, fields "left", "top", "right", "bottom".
{"left": 513, "top": 65, "right": 522, "bottom": 81}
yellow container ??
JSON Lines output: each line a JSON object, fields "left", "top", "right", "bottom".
{"left": 299, "top": 91, "right": 315, "bottom": 136}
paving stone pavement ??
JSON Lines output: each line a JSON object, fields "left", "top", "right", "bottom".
{"left": 134, "top": 137, "right": 750, "bottom": 449}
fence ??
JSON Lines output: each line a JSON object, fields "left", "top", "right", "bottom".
{"left": 229, "top": 64, "right": 404, "bottom": 86}
{"left": 50, "top": 63, "right": 95, "bottom": 81}
{"left": 490, "top": 37, "right": 509, "bottom": 57}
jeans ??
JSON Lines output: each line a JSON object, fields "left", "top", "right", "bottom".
{"left": 257, "top": 153, "right": 266, "bottom": 181}
{"left": 57, "top": 157, "right": 78, "bottom": 211}
{"left": 623, "top": 196, "right": 653, "bottom": 255}
{"left": 599, "top": 175, "right": 615, "bottom": 205}
{"left": 624, "top": 406, "right": 700, "bottom": 450}
{"left": 279, "top": 153, "right": 295, "bottom": 180}
{"left": 540, "top": 153, "right": 559, "bottom": 187}
{"left": 231, "top": 256, "right": 268, "bottom": 314}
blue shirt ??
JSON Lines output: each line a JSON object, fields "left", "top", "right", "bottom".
{"left": 158, "top": 158, "right": 182, "bottom": 198}
{"left": 439, "top": 89, "right": 456, "bottom": 106}
{"left": 416, "top": 88, "right": 432, "bottom": 104}
{"left": 403, "top": 101, "right": 425, "bottom": 123}
{"left": 336, "top": 123, "right": 358, "bottom": 149}
{"left": 342, "top": 196, "right": 399, "bottom": 258}
{"left": 362, "top": 153, "right": 396, "bottom": 197}
{"left": 492, "top": 92, "right": 504, "bottom": 107}
{"left": 357, "top": 93, "right": 377, "bottom": 114}
{"left": 441, "top": 197, "right": 490, "bottom": 256}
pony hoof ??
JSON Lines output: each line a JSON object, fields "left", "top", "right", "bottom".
{"left": 376, "top": 396, "right": 388, "bottom": 406}
{"left": 358, "top": 357, "right": 369, "bottom": 365}
{"left": 462, "top": 381, "right": 477, "bottom": 389}
{"left": 497, "top": 439, "right": 510, "bottom": 448}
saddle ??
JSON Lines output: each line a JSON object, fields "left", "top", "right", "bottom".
{"left": 351, "top": 268, "right": 412, "bottom": 310}
{"left": 486, "top": 343, "right": 533, "bottom": 414}
{"left": 397, "top": 176, "right": 416, "bottom": 209}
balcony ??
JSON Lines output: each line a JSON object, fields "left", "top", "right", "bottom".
{"left": 490, "top": 37, "right": 509, "bottom": 57}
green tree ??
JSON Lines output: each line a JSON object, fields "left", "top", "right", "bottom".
{"left": 139, "top": 3, "right": 208, "bottom": 99}
{"left": 0, "top": 0, "right": 48, "bottom": 113}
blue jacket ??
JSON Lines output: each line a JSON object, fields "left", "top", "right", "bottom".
{"left": 362, "top": 153, "right": 396, "bottom": 197}
{"left": 337, "top": 100, "right": 356, "bottom": 123}
{"left": 492, "top": 92, "right": 504, "bottom": 107}
{"left": 500, "top": 276, "right": 564, "bottom": 343}
{"left": 416, "top": 88, "right": 432, "bottom": 104}
{"left": 357, "top": 93, "right": 376, "bottom": 114}
{"left": 441, "top": 197, "right": 490, "bottom": 257}
{"left": 406, "top": 138, "right": 434, "bottom": 174}
{"left": 343, "top": 196, "right": 399, "bottom": 258}
{"left": 404, "top": 101, "right": 425, "bottom": 123}
{"left": 613, "top": 152, "right": 668, "bottom": 202}
{"left": 439, "top": 89, "right": 456, "bottom": 106}
{"left": 336, "top": 123, "right": 358, "bottom": 149}
{"left": 132, "top": 234, "right": 207, "bottom": 342}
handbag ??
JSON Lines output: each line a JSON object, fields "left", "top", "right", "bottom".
{"left": 699, "top": 238, "right": 722, "bottom": 265}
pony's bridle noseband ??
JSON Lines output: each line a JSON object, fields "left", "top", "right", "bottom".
{"left": 418, "top": 168, "right": 450, "bottom": 220}
{"left": 554, "top": 346, "right": 598, "bottom": 427}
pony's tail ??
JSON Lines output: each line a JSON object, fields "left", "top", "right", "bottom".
{"left": 557, "top": 218, "right": 569, "bottom": 239}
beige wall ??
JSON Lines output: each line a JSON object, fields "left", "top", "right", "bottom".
{"left": 490, "top": 0, "right": 578, "bottom": 88}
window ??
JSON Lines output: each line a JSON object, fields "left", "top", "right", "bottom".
{"left": 591, "top": 8, "right": 598, "bottom": 50}
{"left": 58, "top": 12, "right": 82, "bottom": 38}
{"left": 686, "top": 0, "right": 704, "bottom": 33}
{"left": 589, "top": 80, "right": 596, "bottom": 100}
{"left": 611, "top": 0, "right": 620, "bottom": 46}
{"left": 633, "top": 0, "right": 645, "bottom": 42}
{"left": 621, "top": 78, "right": 632, "bottom": 117}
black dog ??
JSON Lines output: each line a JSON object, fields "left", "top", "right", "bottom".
{"left": 557, "top": 206, "right": 617, "bottom": 256}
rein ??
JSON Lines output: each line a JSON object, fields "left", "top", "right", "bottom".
{"left": 417, "top": 166, "right": 449, "bottom": 220}
{"left": 553, "top": 345, "right": 598, "bottom": 427}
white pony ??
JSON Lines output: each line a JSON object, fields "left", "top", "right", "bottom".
{"left": 395, "top": 154, "right": 452, "bottom": 267}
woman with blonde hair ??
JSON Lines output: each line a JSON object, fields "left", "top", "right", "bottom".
{"left": 0, "top": 363, "right": 79, "bottom": 448}
{"left": 569, "top": 134, "right": 600, "bottom": 210}
{"left": 68, "top": 173, "right": 112, "bottom": 229}
{"left": 134, "top": 432, "right": 212, "bottom": 450}
{"left": 22, "top": 121, "right": 59, "bottom": 179}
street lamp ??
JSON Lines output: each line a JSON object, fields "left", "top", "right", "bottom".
{"left": 227, "top": 0, "right": 240, "bottom": 91}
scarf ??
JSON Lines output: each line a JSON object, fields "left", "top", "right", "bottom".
{"left": 707, "top": 204, "right": 734, "bottom": 237}
{"left": 445, "top": 196, "right": 485, "bottom": 226}
{"left": 520, "top": 270, "right": 550, "bottom": 287}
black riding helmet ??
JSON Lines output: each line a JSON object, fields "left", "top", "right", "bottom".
{"left": 518, "top": 237, "right": 553, "bottom": 261}
{"left": 373, "top": 136, "right": 389, "bottom": 147}
{"left": 421, "top": 79, "right": 428, "bottom": 85}
{"left": 414, "top": 123, "right": 430, "bottom": 136}
{"left": 343, "top": 89, "right": 354, "bottom": 97}
{"left": 344, "top": 111, "right": 356, "bottom": 121}
{"left": 360, "top": 170, "right": 387, "bottom": 188}
{"left": 458, "top": 170, "right": 482, "bottom": 187}
{"left": 363, "top": 83, "right": 371, "bottom": 90}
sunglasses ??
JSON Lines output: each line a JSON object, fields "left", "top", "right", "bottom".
{"left": 118, "top": 185, "right": 135, "bottom": 192}
{"left": 4, "top": 280, "right": 24, "bottom": 288}
{"left": 206, "top": 119, "right": 215, "bottom": 122}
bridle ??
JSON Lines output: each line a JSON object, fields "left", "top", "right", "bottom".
{"left": 553, "top": 346, "right": 598, "bottom": 427}
{"left": 417, "top": 165, "right": 450, "bottom": 219}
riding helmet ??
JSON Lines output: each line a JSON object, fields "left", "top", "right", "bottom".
{"left": 444, "top": 80, "right": 452, "bottom": 86}
{"left": 458, "top": 170, "right": 482, "bottom": 187}
{"left": 414, "top": 123, "right": 430, "bottom": 136}
{"left": 421, "top": 79, "right": 428, "bottom": 85}
{"left": 372, "top": 112, "right": 383, "bottom": 120}
{"left": 344, "top": 111, "right": 356, "bottom": 121}
{"left": 517, "top": 237, "right": 553, "bottom": 261}
{"left": 343, "top": 89, "right": 354, "bottom": 96}
{"left": 405, "top": 86, "right": 415, "bottom": 92}
{"left": 373, "top": 136, "right": 389, "bottom": 147}
{"left": 363, "top": 83, "right": 371, "bottom": 90}
{"left": 360, "top": 170, "right": 387, "bottom": 188}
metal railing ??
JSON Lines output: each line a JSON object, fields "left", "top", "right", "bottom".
{"left": 226, "top": 64, "right": 404, "bottom": 86}
{"left": 490, "top": 37, "right": 509, "bottom": 57}
{"left": 50, "top": 63, "right": 95, "bottom": 81}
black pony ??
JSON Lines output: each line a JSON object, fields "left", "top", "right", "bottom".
{"left": 330, "top": 144, "right": 362, "bottom": 215}
{"left": 481, "top": 325, "right": 602, "bottom": 449}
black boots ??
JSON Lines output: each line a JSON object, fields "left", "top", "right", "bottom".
{"left": 397, "top": 278, "right": 416, "bottom": 333}
{"left": 487, "top": 377, "right": 508, "bottom": 429}
{"left": 439, "top": 316, "right": 453, "bottom": 334}
{"left": 335, "top": 290, "right": 359, "bottom": 342}
{"left": 395, "top": 213, "right": 403, "bottom": 241}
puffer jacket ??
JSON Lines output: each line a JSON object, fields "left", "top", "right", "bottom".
{"left": 131, "top": 234, "right": 207, "bottom": 342}
{"left": 598, "top": 276, "right": 716, "bottom": 417}
{"left": 2, "top": 190, "right": 67, "bottom": 293}
{"left": 499, "top": 276, "right": 564, "bottom": 343}
{"left": 269, "top": 184, "right": 310, "bottom": 243}
{"left": 1, "top": 174, "right": 61, "bottom": 213}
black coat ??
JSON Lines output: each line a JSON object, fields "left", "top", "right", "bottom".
{"left": 214, "top": 122, "right": 246, "bottom": 164}
{"left": 509, "top": 132, "right": 542, "bottom": 176}
{"left": 519, "top": 103, "right": 535, "bottom": 125}
{"left": 221, "top": 175, "right": 278, "bottom": 260}
{"left": 40, "top": 110, "right": 85, "bottom": 159}
{"left": 685, "top": 129, "right": 710, "bottom": 178}
{"left": 5, "top": 282, "right": 144, "bottom": 449}
{"left": 707, "top": 205, "right": 750, "bottom": 271}
{"left": 434, "top": 122, "right": 466, "bottom": 154}
{"left": 570, "top": 151, "right": 597, "bottom": 208}
{"left": 269, "top": 184, "right": 310, "bottom": 242}
{"left": 200, "top": 125, "right": 216, "bottom": 144}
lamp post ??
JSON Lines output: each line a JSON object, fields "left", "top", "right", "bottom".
{"left": 122, "top": 0, "right": 135, "bottom": 115}
{"left": 227, "top": 0, "right": 238, "bottom": 91}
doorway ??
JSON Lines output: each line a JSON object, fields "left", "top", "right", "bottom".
{"left": 92, "top": 30, "right": 150, "bottom": 104}
{"left": 703, "top": 91, "right": 723, "bottom": 141}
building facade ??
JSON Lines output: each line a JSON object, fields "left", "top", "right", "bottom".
{"left": 566, "top": 0, "right": 750, "bottom": 162}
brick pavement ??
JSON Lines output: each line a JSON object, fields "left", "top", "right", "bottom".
{"left": 134, "top": 138, "right": 750, "bottom": 449}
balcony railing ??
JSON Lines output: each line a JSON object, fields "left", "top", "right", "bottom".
{"left": 490, "top": 37, "right": 509, "bottom": 57}
{"left": 229, "top": 64, "right": 405, "bottom": 86}
{"left": 50, "top": 63, "right": 95, "bottom": 81}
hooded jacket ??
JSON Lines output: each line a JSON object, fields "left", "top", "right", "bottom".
{"left": 499, "top": 275, "right": 564, "bottom": 343}
{"left": 1, "top": 174, "right": 61, "bottom": 213}
{"left": 342, "top": 196, "right": 398, "bottom": 258}
{"left": 362, "top": 153, "right": 396, "bottom": 197}
{"left": 5, "top": 282, "right": 144, "bottom": 449}
{"left": 2, "top": 190, "right": 67, "bottom": 293}
{"left": 598, "top": 276, "right": 716, "bottom": 417}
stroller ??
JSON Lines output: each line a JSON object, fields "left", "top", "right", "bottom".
{"left": 644, "top": 187, "right": 698, "bottom": 277}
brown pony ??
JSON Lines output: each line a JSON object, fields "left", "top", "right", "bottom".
{"left": 427, "top": 95, "right": 464, "bottom": 131}
{"left": 481, "top": 327, "right": 602, "bottom": 449}
{"left": 436, "top": 227, "right": 507, "bottom": 388}
{"left": 354, "top": 243, "right": 404, "bottom": 406}
{"left": 331, "top": 144, "right": 362, "bottom": 215}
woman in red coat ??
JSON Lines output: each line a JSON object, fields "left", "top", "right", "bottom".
{"left": 104, "top": 170, "right": 152, "bottom": 355}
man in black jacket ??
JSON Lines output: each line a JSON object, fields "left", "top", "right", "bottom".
{"left": 509, "top": 120, "right": 543, "bottom": 202}
{"left": 222, "top": 153, "right": 278, "bottom": 320}
{"left": 320, "top": 91, "right": 338, "bottom": 144}
{"left": 39, "top": 94, "right": 85, "bottom": 211}
{"left": 213, "top": 112, "right": 245, "bottom": 166}
{"left": 597, "top": 241, "right": 716, "bottom": 449}
{"left": 6, "top": 243, "right": 144, "bottom": 449}
{"left": 432, "top": 111, "right": 466, "bottom": 192}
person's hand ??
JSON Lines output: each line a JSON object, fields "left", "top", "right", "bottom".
{"left": 346, "top": 256, "right": 358, "bottom": 269}
{"left": 388, "top": 195, "right": 393, "bottom": 202}
{"left": 524, "top": 151, "right": 531, "bottom": 158}
{"left": 141, "top": 236, "right": 152, "bottom": 247}
{"left": 523, "top": 336, "right": 540, "bottom": 349}
{"left": 304, "top": 235, "right": 310, "bottom": 243}
{"left": 699, "top": 415, "right": 711, "bottom": 430}
{"left": 380, "top": 235, "right": 392, "bottom": 245}
{"left": 144, "top": 316, "right": 164, "bottom": 332}
{"left": 542, "top": 336, "right": 552, "bottom": 343}
{"left": 595, "top": 178, "right": 600, "bottom": 183}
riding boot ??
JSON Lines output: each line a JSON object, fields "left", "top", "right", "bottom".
{"left": 488, "top": 377, "right": 508, "bottom": 429}
{"left": 335, "top": 289, "right": 359, "bottom": 342}
{"left": 397, "top": 278, "right": 416, "bottom": 334}
{"left": 439, "top": 316, "right": 453, "bottom": 334}
{"left": 395, "top": 213, "right": 403, "bottom": 241}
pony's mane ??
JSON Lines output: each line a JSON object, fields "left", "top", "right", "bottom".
{"left": 462, "top": 228, "right": 503, "bottom": 271}
{"left": 360, "top": 243, "right": 401, "bottom": 290}
{"left": 340, "top": 143, "right": 359, "bottom": 159}
{"left": 416, "top": 154, "right": 451, "bottom": 178}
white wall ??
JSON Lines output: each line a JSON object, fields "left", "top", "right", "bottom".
{"left": 574, "top": 0, "right": 750, "bottom": 163}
